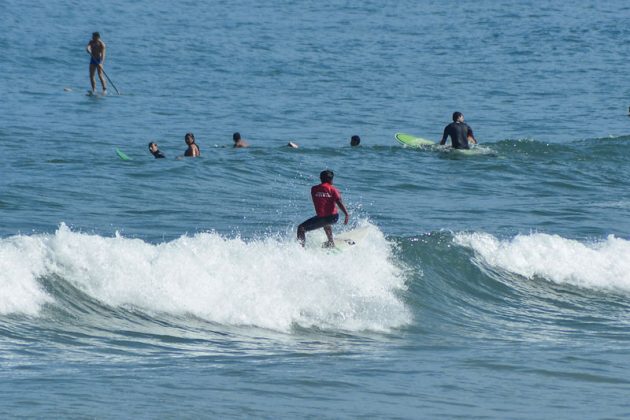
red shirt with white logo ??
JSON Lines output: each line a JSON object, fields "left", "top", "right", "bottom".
{"left": 311, "top": 182, "right": 341, "bottom": 217}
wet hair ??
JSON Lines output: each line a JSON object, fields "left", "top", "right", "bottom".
{"left": 92, "top": 32, "right": 100, "bottom": 39}
{"left": 185, "top": 132, "right": 195, "bottom": 144}
{"left": 233, "top": 132, "right": 241, "bottom": 141}
{"left": 350, "top": 135, "right": 361, "bottom": 146}
{"left": 148, "top": 142, "right": 157, "bottom": 149}
{"left": 320, "top": 170, "right": 334, "bottom": 183}
{"left": 452, "top": 112, "right": 463, "bottom": 122}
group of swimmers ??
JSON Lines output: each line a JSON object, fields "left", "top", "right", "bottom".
{"left": 146, "top": 133, "right": 363, "bottom": 159}
{"left": 147, "top": 132, "right": 251, "bottom": 159}
{"left": 144, "top": 111, "right": 476, "bottom": 160}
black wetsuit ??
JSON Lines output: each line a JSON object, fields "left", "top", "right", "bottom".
{"left": 441, "top": 122, "right": 473, "bottom": 149}
{"left": 151, "top": 150, "right": 165, "bottom": 159}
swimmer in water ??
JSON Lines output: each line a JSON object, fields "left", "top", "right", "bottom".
{"left": 148, "top": 142, "right": 165, "bottom": 159}
{"left": 184, "top": 132, "right": 200, "bottom": 157}
{"left": 233, "top": 132, "right": 249, "bottom": 148}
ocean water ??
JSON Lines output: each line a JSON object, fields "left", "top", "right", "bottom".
{"left": 2, "top": 0, "right": 630, "bottom": 418}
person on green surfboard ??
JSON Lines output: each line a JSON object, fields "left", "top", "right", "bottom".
{"left": 440, "top": 112, "right": 477, "bottom": 149}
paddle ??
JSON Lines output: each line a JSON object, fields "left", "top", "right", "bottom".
{"left": 88, "top": 51, "right": 120, "bottom": 95}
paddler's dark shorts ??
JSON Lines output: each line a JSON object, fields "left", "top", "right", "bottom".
{"left": 298, "top": 213, "right": 339, "bottom": 232}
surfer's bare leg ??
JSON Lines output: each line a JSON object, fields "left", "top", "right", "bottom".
{"left": 323, "top": 225, "right": 334, "bottom": 248}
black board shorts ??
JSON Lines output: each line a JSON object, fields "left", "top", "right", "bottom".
{"left": 299, "top": 213, "right": 339, "bottom": 232}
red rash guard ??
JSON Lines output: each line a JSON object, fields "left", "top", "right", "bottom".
{"left": 311, "top": 182, "right": 341, "bottom": 217}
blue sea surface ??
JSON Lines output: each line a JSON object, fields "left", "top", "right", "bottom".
{"left": 2, "top": 0, "right": 630, "bottom": 418}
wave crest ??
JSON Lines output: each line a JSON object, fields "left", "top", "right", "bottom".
{"left": 0, "top": 223, "right": 411, "bottom": 332}
{"left": 455, "top": 232, "right": 630, "bottom": 291}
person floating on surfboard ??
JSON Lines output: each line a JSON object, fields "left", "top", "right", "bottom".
{"left": 297, "top": 170, "right": 349, "bottom": 248}
{"left": 86, "top": 32, "right": 107, "bottom": 95}
{"left": 440, "top": 112, "right": 477, "bottom": 149}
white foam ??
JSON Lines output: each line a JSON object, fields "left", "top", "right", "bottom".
{"left": 0, "top": 223, "right": 410, "bottom": 332}
{"left": 455, "top": 232, "right": 630, "bottom": 291}
{"left": 0, "top": 235, "right": 54, "bottom": 315}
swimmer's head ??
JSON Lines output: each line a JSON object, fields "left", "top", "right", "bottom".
{"left": 452, "top": 112, "right": 464, "bottom": 122}
{"left": 320, "top": 170, "right": 334, "bottom": 183}
{"left": 233, "top": 132, "right": 241, "bottom": 142}
{"left": 185, "top": 132, "right": 195, "bottom": 144}
{"left": 350, "top": 135, "right": 361, "bottom": 146}
{"left": 148, "top": 142, "right": 158, "bottom": 151}
{"left": 92, "top": 32, "right": 100, "bottom": 40}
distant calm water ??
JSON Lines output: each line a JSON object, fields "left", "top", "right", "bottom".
{"left": 2, "top": 0, "right": 630, "bottom": 418}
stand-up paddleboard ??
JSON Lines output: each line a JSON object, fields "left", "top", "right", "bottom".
{"left": 395, "top": 132, "right": 435, "bottom": 147}
{"left": 86, "top": 90, "right": 107, "bottom": 97}
{"left": 322, "top": 226, "right": 370, "bottom": 251}
{"left": 116, "top": 148, "right": 132, "bottom": 161}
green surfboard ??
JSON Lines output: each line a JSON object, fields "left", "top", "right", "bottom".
{"left": 116, "top": 148, "right": 132, "bottom": 161}
{"left": 394, "top": 133, "right": 436, "bottom": 147}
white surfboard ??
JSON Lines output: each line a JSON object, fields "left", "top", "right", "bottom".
{"left": 324, "top": 226, "right": 370, "bottom": 251}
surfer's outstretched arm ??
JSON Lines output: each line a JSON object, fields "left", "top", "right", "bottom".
{"left": 336, "top": 200, "right": 349, "bottom": 225}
